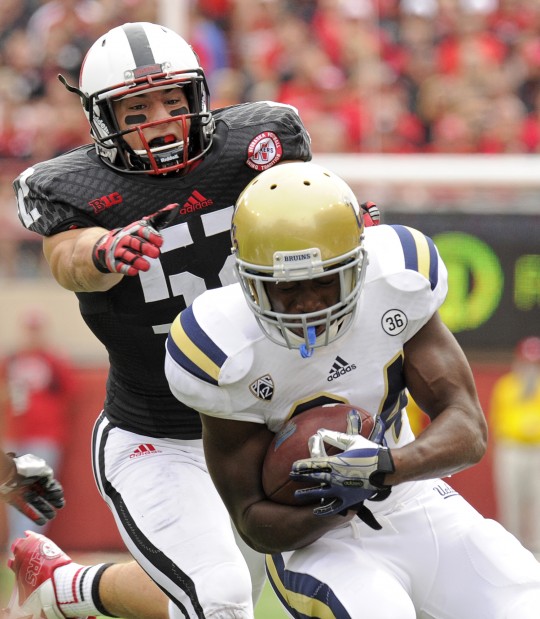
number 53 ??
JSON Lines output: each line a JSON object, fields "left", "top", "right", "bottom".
{"left": 141, "top": 207, "right": 236, "bottom": 334}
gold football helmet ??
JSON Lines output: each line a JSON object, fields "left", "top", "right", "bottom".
{"left": 231, "top": 162, "right": 367, "bottom": 356}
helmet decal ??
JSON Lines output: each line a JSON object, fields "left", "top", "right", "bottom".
{"left": 122, "top": 22, "right": 158, "bottom": 67}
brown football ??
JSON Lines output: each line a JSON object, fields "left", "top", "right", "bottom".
{"left": 262, "top": 403, "right": 375, "bottom": 506}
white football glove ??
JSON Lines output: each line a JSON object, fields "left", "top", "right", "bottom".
{"left": 0, "top": 453, "right": 65, "bottom": 525}
{"left": 291, "top": 411, "right": 394, "bottom": 522}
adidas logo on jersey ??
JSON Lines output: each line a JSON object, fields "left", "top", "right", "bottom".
{"left": 327, "top": 356, "right": 357, "bottom": 382}
{"left": 180, "top": 190, "right": 213, "bottom": 214}
{"left": 129, "top": 443, "right": 162, "bottom": 458}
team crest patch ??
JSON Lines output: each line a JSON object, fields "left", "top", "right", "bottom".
{"left": 250, "top": 374, "right": 274, "bottom": 401}
{"left": 246, "top": 132, "right": 283, "bottom": 171}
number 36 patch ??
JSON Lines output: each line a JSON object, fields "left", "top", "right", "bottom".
{"left": 381, "top": 309, "right": 408, "bottom": 336}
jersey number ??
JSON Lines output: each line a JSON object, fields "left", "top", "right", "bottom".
{"left": 141, "top": 207, "right": 236, "bottom": 334}
{"left": 15, "top": 168, "right": 39, "bottom": 228}
{"left": 15, "top": 168, "right": 236, "bottom": 336}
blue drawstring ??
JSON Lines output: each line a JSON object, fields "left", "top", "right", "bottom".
{"left": 300, "top": 326, "right": 317, "bottom": 358}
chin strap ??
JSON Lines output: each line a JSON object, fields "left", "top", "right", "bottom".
{"left": 354, "top": 503, "right": 383, "bottom": 530}
{"left": 300, "top": 326, "right": 317, "bottom": 358}
{"left": 58, "top": 74, "right": 90, "bottom": 110}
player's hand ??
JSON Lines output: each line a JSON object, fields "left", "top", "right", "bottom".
{"left": 361, "top": 201, "right": 380, "bottom": 227}
{"left": 92, "top": 203, "right": 179, "bottom": 276}
{"left": 0, "top": 454, "right": 65, "bottom": 525}
{"left": 291, "top": 412, "right": 394, "bottom": 517}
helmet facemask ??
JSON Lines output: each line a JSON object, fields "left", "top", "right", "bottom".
{"left": 86, "top": 72, "right": 214, "bottom": 174}
{"left": 235, "top": 245, "right": 368, "bottom": 357}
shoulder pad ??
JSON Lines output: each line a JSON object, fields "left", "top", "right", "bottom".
{"left": 166, "top": 286, "right": 255, "bottom": 386}
{"left": 365, "top": 224, "right": 444, "bottom": 293}
{"left": 364, "top": 224, "right": 448, "bottom": 322}
{"left": 214, "top": 101, "right": 303, "bottom": 129}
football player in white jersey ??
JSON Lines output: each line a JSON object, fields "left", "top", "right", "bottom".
{"left": 164, "top": 162, "right": 540, "bottom": 618}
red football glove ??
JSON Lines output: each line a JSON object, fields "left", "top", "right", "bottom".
{"left": 0, "top": 454, "right": 65, "bottom": 525}
{"left": 361, "top": 201, "right": 380, "bottom": 227}
{"left": 92, "top": 203, "right": 179, "bottom": 276}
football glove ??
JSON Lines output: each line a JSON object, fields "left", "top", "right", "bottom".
{"left": 291, "top": 411, "right": 394, "bottom": 519}
{"left": 361, "top": 201, "right": 380, "bottom": 227}
{"left": 0, "top": 453, "right": 65, "bottom": 525}
{"left": 92, "top": 203, "right": 179, "bottom": 276}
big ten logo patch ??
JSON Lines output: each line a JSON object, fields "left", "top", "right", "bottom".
{"left": 89, "top": 191, "right": 123, "bottom": 214}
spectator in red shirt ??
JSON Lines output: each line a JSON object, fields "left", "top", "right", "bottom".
{"left": 0, "top": 307, "right": 74, "bottom": 544}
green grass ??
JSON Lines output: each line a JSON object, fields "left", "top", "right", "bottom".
{"left": 1, "top": 565, "right": 11, "bottom": 609}
{"left": 0, "top": 565, "right": 287, "bottom": 618}
{"left": 256, "top": 581, "right": 289, "bottom": 619}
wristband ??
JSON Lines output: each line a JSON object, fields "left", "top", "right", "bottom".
{"left": 92, "top": 233, "right": 114, "bottom": 273}
{"left": 370, "top": 447, "right": 395, "bottom": 490}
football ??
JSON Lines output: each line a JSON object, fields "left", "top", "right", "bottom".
{"left": 262, "top": 403, "right": 375, "bottom": 506}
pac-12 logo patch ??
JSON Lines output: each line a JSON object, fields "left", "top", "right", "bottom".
{"left": 246, "top": 132, "right": 283, "bottom": 171}
{"left": 250, "top": 374, "right": 274, "bottom": 401}
{"left": 381, "top": 309, "right": 408, "bottom": 336}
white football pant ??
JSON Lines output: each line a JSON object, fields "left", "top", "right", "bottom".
{"left": 267, "top": 479, "right": 540, "bottom": 619}
{"left": 92, "top": 414, "right": 266, "bottom": 619}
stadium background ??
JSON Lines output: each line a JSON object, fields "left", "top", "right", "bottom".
{"left": 1, "top": 1, "right": 539, "bottom": 616}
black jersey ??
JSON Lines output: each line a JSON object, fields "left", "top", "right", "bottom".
{"left": 14, "top": 101, "right": 312, "bottom": 438}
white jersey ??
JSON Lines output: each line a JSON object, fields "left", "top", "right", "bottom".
{"left": 165, "top": 224, "right": 540, "bottom": 619}
{"left": 165, "top": 224, "right": 447, "bottom": 450}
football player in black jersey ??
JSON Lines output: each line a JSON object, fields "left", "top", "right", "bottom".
{"left": 8, "top": 21, "right": 311, "bottom": 619}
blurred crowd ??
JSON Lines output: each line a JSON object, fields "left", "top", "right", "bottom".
{"left": 4, "top": 0, "right": 540, "bottom": 161}
{"left": 2, "top": 0, "right": 540, "bottom": 276}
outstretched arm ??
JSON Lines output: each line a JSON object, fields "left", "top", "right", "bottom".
{"left": 43, "top": 203, "right": 179, "bottom": 292}
{"left": 44, "top": 226, "right": 122, "bottom": 292}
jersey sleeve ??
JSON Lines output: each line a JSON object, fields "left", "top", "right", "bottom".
{"left": 164, "top": 287, "right": 257, "bottom": 418}
{"left": 14, "top": 164, "right": 101, "bottom": 236}
{"left": 217, "top": 101, "right": 312, "bottom": 164}
{"left": 269, "top": 102, "right": 313, "bottom": 162}
{"left": 365, "top": 224, "right": 448, "bottom": 340}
